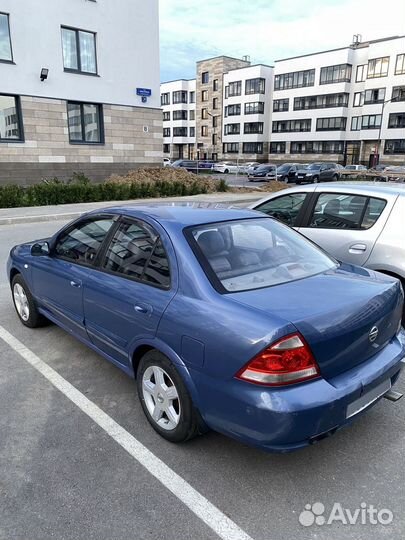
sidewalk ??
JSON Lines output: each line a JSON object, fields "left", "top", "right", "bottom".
{"left": 0, "top": 192, "right": 264, "bottom": 226}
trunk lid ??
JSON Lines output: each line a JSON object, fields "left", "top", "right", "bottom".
{"left": 229, "top": 265, "right": 403, "bottom": 380}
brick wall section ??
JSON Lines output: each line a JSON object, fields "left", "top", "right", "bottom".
{"left": 0, "top": 96, "right": 163, "bottom": 185}
{"left": 196, "top": 57, "right": 249, "bottom": 159}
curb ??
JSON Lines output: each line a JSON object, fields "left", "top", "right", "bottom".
{"left": 0, "top": 197, "right": 261, "bottom": 226}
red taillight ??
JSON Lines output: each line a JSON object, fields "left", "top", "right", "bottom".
{"left": 236, "top": 333, "right": 320, "bottom": 386}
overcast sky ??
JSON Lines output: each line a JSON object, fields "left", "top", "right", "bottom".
{"left": 159, "top": 0, "right": 405, "bottom": 82}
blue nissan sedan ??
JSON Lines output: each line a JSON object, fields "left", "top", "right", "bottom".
{"left": 7, "top": 206, "right": 405, "bottom": 452}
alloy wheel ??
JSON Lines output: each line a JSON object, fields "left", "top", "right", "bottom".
{"left": 13, "top": 283, "right": 30, "bottom": 322}
{"left": 142, "top": 365, "right": 181, "bottom": 431}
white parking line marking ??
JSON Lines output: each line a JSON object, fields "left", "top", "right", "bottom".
{"left": 0, "top": 325, "right": 254, "bottom": 540}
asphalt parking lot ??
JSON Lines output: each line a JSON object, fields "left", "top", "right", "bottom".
{"left": 1, "top": 218, "right": 404, "bottom": 540}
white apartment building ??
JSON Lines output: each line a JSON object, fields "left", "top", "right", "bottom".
{"left": 0, "top": 0, "right": 161, "bottom": 185}
{"left": 271, "top": 35, "right": 405, "bottom": 165}
{"left": 222, "top": 64, "right": 274, "bottom": 161}
{"left": 161, "top": 79, "right": 196, "bottom": 160}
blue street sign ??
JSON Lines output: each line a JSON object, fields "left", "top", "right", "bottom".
{"left": 136, "top": 88, "right": 152, "bottom": 97}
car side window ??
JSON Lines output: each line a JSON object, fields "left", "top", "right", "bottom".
{"left": 309, "top": 193, "right": 386, "bottom": 230}
{"left": 103, "top": 221, "right": 170, "bottom": 288}
{"left": 54, "top": 218, "right": 114, "bottom": 265}
{"left": 254, "top": 193, "right": 307, "bottom": 226}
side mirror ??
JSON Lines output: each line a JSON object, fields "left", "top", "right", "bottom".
{"left": 31, "top": 242, "right": 50, "bottom": 256}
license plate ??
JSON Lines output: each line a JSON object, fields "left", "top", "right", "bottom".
{"left": 298, "top": 175, "right": 304, "bottom": 178}
{"left": 346, "top": 379, "right": 391, "bottom": 419}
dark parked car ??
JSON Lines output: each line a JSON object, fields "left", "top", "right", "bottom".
{"left": 248, "top": 164, "right": 276, "bottom": 181}
{"left": 171, "top": 160, "right": 215, "bottom": 173}
{"left": 296, "top": 163, "right": 342, "bottom": 184}
{"left": 275, "top": 163, "right": 300, "bottom": 183}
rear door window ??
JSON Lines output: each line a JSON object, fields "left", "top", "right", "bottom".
{"left": 309, "top": 193, "right": 386, "bottom": 230}
{"left": 254, "top": 193, "right": 308, "bottom": 226}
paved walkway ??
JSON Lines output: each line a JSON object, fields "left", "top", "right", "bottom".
{"left": 0, "top": 192, "right": 264, "bottom": 225}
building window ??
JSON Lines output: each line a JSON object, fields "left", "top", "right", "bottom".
{"left": 224, "top": 123, "right": 240, "bottom": 135}
{"left": 320, "top": 64, "right": 352, "bottom": 84}
{"left": 361, "top": 114, "right": 382, "bottom": 129}
{"left": 384, "top": 139, "right": 405, "bottom": 154}
{"left": 270, "top": 142, "right": 286, "bottom": 154}
{"left": 67, "top": 102, "right": 103, "bottom": 143}
{"left": 243, "top": 142, "right": 263, "bottom": 154}
{"left": 173, "top": 127, "right": 187, "bottom": 137}
{"left": 272, "top": 119, "right": 311, "bottom": 132}
{"left": 290, "top": 141, "right": 344, "bottom": 154}
{"left": 274, "top": 69, "right": 315, "bottom": 90}
{"left": 223, "top": 143, "right": 239, "bottom": 153}
{"left": 202, "top": 71, "right": 209, "bottom": 84}
{"left": 0, "top": 13, "right": 12, "bottom": 62}
{"left": 190, "top": 127, "right": 195, "bottom": 138}
{"left": 189, "top": 110, "right": 195, "bottom": 121}
{"left": 213, "top": 97, "right": 218, "bottom": 109}
{"left": 273, "top": 99, "right": 289, "bottom": 112}
{"left": 61, "top": 26, "right": 97, "bottom": 74}
{"left": 163, "top": 128, "right": 170, "bottom": 137}
{"left": 351, "top": 116, "right": 361, "bottom": 131}
{"left": 294, "top": 92, "right": 349, "bottom": 110}
{"left": 163, "top": 111, "right": 170, "bottom": 121}
{"left": 173, "top": 91, "right": 187, "bottom": 104}
{"left": 388, "top": 113, "right": 405, "bottom": 129}
{"left": 173, "top": 110, "right": 188, "bottom": 121}
{"left": 316, "top": 117, "right": 347, "bottom": 131}
{"left": 392, "top": 86, "right": 405, "bottom": 102}
{"left": 353, "top": 92, "right": 364, "bottom": 107}
{"left": 245, "top": 78, "right": 265, "bottom": 95}
{"left": 201, "top": 90, "right": 208, "bottom": 102}
{"left": 395, "top": 54, "right": 405, "bottom": 75}
{"left": 163, "top": 144, "right": 170, "bottom": 154}
{"left": 201, "top": 125, "right": 208, "bottom": 137}
{"left": 0, "top": 94, "right": 23, "bottom": 141}
{"left": 355, "top": 64, "right": 366, "bottom": 82}
{"left": 367, "top": 57, "right": 389, "bottom": 79}
{"left": 202, "top": 108, "right": 208, "bottom": 120}
{"left": 364, "top": 88, "right": 385, "bottom": 104}
{"left": 212, "top": 133, "right": 217, "bottom": 145}
{"left": 213, "top": 79, "right": 219, "bottom": 91}
{"left": 189, "top": 91, "right": 195, "bottom": 103}
{"left": 228, "top": 81, "right": 242, "bottom": 97}
{"left": 212, "top": 115, "right": 218, "bottom": 128}
{"left": 244, "top": 122, "right": 264, "bottom": 134}
{"left": 161, "top": 93, "right": 170, "bottom": 106}
{"left": 245, "top": 102, "right": 265, "bottom": 114}
{"left": 225, "top": 104, "right": 241, "bottom": 117}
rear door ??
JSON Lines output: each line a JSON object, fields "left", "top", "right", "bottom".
{"left": 298, "top": 190, "right": 393, "bottom": 265}
{"left": 83, "top": 217, "right": 177, "bottom": 366}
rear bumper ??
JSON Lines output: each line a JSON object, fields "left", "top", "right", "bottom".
{"left": 193, "top": 331, "right": 405, "bottom": 452}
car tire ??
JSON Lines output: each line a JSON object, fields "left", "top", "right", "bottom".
{"left": 332, "top": 174, "right": 339, "bottom": 181}
{"left": 11, "top": 274, "right": 47, "bottom": 328}
{"left": 224, "top": 169, "right": 229, "bottom": 174}
{"left": 296, "top": 180, "right": 301, "bottom": 185}
{"left": 312, "top": 176, "right": 319, "bottom": 183}
{"left": 137, "top": 350, "right": 201, "bottom": 443}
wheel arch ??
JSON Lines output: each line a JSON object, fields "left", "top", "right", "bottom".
{"left": 9, "top": 267, "right": 21, "bottom": 286}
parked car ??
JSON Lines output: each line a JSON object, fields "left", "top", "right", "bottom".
{"left": 171, "top": 160, "right": 215, "bottom": 173}
{"left": 212, "top": 162, "right": 241, "bottom": 174}
{"left": 296, "top": 163, "right": 342, "bottom": 184}
{"left": 248, "top": 164, "right": 276, "bottom": 181}
{"left": 345, "top": 164, "right": 368, "bottom": 171}
{"left": 245, "top": 163, "right": 261, "bottom": 176}
{"left": 8, "top": 205, "right": 404, "bottom": 451}
{"left": 163, "top": 158, "right": 172, "bottom": 167}
{"left": 250, "top": 182, "right": 405, "bottom": 317}
{"left": 274, "top": 163, "right": 300, "bottom": 183}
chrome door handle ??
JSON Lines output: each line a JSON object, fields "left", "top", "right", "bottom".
{"left": 134, "top": 304, "right": 152, "bottom": 315}
{"left": 70, "top": 280, "right": 82, "bottom": 288}
{"left": 349, "top": 243, "right": 367, "bottom": 252}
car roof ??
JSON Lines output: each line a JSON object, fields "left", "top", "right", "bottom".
{"left": 92, "top": 204, "right": 261, "bottom": 228}
{"left": 271, "top": 181, "right": 405, "bottom": 197}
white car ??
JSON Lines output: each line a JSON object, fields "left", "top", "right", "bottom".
{"left": 212, "top": 162, "right": 241, "bottom": 174}
{"left": 344, "top": 165, "right": 367, "bottom": 171}
{"left": 163, "top": 158, "right": 172, "bottom": 167}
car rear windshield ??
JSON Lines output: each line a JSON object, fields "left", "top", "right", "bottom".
{"left": 187, "top": 218, "right": 337, "bottom": 292}
{"left": 307, "top": 164, "right": 322, "bottom": 170}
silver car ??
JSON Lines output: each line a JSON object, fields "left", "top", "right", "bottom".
{"left": 250, "top": 182, "right": 405, "bottom": 298}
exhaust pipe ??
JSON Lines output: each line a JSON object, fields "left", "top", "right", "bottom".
{"left": 384, "top": 389, "right": 403, "bottom": 402}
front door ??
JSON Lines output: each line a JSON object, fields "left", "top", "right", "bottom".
{"left": 298, "top": 191, "right": 391, "bottom": 266}
{"left": 31, "top": 216, "right": 115, "bottom": 338}
{"left": 83, "top": 218, "right": 176, "bottom": 366}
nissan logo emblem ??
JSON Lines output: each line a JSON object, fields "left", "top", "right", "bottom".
{"left": 369, "top": 326, "right": 379, "bottom": 343}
